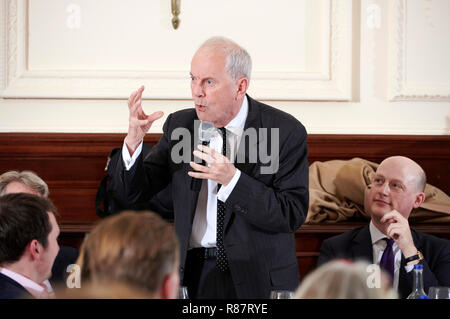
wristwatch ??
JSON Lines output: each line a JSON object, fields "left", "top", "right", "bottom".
{"left": 404, "top": 250, "right": 424, "bottom": 264}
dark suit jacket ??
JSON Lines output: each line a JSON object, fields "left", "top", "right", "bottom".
{"left": 109, "top": 95, "right": 309, "bottom": 298}
{"left": 318, "top": 225, "right": 450, "bottom": 298}
{"left": 0, "top": 246, "right": 78, "bottom": 299}
{"left": 50, "top": 245, "right": 79, "bottom": 286}
{"left": 0, "top": 273, "right": 32, "bottom": 299}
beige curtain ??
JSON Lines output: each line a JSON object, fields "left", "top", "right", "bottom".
{"left": 307, "top": 158, "right": 450, "bottom": 224}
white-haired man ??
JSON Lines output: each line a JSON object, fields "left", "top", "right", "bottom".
{"left": 108, "top": 36, "right": 309, "bottom": 298}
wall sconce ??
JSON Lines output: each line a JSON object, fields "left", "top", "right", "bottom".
{"left": 171, "top": 0, "right": 181, "bottom": 29}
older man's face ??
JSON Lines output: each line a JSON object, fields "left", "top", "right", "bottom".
{"left": 190, "top": 47, "right": 241, "bottom": 128}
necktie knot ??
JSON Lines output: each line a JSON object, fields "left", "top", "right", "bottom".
{"left": 218, "top": 127, "right": 226, "bottom": 136}
{"left": 385, "top": 238, "right": 394, "bottom": 248}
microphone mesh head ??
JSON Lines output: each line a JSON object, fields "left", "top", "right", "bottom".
{"left": 199, "top": 121, "right": 215, "bottom": 142}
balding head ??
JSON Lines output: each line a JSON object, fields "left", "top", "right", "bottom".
{"left": 378, "top": 156, "right": 426, "bottom": 192}
{"left": 197, "top": 36, "right": 252, "bottom": 82}
{"left": 365, "top": 156, "right": 427, "bottom": 221}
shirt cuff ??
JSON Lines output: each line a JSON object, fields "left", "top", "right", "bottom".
{"left": 404, "top": 264, "right": 415, "bottom": 273}
{"left": 122, "top": 139, "right": 143, "bottom": 171}
{"left": 217, "top": 169, "right": 241, "bottom": 202}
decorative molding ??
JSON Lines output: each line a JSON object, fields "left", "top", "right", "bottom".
{"left": 0, "top": 0, "right": 15, "bottom": 92}
{"left": 389, "top": 0, "right": 450, "bottom": 101}
{"left": 329, "top": 0, "right": 351, "bottom": 98}
{"left": 0, "top": 1, "right": 6, "bottom": 91}
{"left": 6, "top": 0, "right": 17, "bottom": 84}
{"left": 0, "top": 0, "right": 352, "bottom": 101}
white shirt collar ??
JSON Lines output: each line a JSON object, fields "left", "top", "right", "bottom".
{"left": 369, "top": 220, "right": 387, "bottom": 245}
{"left": 0, "top": 267, "right": 50, "bottom": 298}
{"left": 223, "top": 95, "right": 248, "bottom": 136}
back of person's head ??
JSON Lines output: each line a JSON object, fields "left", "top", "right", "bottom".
{"left": 76, "top": 210, "right": 179, "bottom": 299}
{"left": 0, "top": 170, "right": 49, "bottom": 198}
{"left": 56, "top": 281, "right": 154, "bottom": 299}
{"left": 294, "top": 260, "right": 398, "bottom": 299}
{"left": 0, "top": 193, "right": 57, "bottom": 265}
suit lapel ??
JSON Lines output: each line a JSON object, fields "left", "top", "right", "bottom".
{"left": 0, "top": 273, "right": 32, "bottom": 298}
{"left": 234, "top": 95, "right": 262, "bottom": 178}
{"left": 225, "top": 96, "right": 261, "bottom": 228}
{"left": 183, "top": 113, "right": 201, "bottom": 224}
{"left": 351, "top": 225, "right": 374, "bottom": 262}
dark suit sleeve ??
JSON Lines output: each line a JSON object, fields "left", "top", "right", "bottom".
{"left": 397, "top": 233, "right": 450, "bottom": 298}
{"left": 226, "top": 123, "right": 308, "bottom": 233}
{"left": 317, "top": 238, "right": 337, "bottom": 267}
{"left": 429, "top": 243, "right": 450, "bottom": 287}
{"left": 406, "top": 238, "right": 450, "bottom": 292}
{"left": 147, "top": 184, "right": 174, "bottom": 222}
{"left": 108, "top": 114, "right": 173, "bottom": 209}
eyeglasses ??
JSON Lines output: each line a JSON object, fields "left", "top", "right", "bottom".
{"left": 371, "top": 176, "right": 406, "bottom": 193}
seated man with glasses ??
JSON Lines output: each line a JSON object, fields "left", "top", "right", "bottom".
{"left": 318, "top": 156, "right": 450, "bottom": 298}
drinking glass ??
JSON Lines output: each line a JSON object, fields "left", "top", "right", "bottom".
{"left": 178, "top": 286, "right": 189, "bottom": 299}
{"left": 428, "top": 287, "right": 450, "bottom": 299}
{"left": 269, "top": 290, "right": 294, "bottom": 299}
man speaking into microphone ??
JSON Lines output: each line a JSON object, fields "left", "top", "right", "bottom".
{"left": 108, "top": 36, "right": 309, "bottom": 299}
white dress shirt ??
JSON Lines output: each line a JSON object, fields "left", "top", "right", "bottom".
{"left": 190, "top": 97, "right": 248, "bottom": 248}
{"left": 122, "top": 97, "right": 249, "bottom": 248}
{"left": 0, "top": 267, "right": 53, "bottom": 299}
{"left": 369, "top": 221, "right": 414, "bottom": 290}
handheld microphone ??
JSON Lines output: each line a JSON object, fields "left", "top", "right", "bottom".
{"left": 190, "top": 121, "right": 215, "bottom": 191}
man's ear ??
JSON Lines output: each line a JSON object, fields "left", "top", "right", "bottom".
{"left": 413, "top": 192, "right": 426, "bottom": 209}
{"left": 27, "top": 239, "right": 40, "bottom": 261}
{"left": 236, "top": 77, "right": 248, "bottom": 99}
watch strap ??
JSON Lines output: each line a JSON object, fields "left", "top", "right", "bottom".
{"left": 404, "top": 250, "right": 424, "bottom": 264}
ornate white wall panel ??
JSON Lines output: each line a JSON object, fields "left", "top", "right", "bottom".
{"left": 1, "top": 0, "right": 448, "bottom": 134}
{"left": 389, "top": 0, "right": 450, "bottom": 101}
{"left": 0, "top": 0, "right": 352, "bottom": 100}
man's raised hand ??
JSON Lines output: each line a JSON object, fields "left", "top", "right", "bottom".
{"left": 125, "top": 86, "right": 163, "bottom": 155}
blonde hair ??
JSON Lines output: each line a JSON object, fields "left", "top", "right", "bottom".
{"left": 0, "top": 170, "right": 49, "bottom": 198}
{"left": 56, "top": 281, "right": 153, "bottom": 299}
{"left": 294, "top": 260, "right": 398, "bottom": 299}
{"left": 76, "top": 211, "right": 179, "bottom": 297}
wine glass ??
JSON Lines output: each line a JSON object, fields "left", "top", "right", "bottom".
{"left": 178, "top": 286, "right": 189, "bottom": 299}
{"left": 269, "top": 290, "right": 294, "bottom": 299}
{"left": 428, "top": 287, "right": 450, "bottom": 299}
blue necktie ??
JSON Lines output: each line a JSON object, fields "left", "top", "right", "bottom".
{"left": 216, "top": 127, "right": 229, "bottom": 272}
{"left": 379, "top": 238, "right": 395, "bottom": 284}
